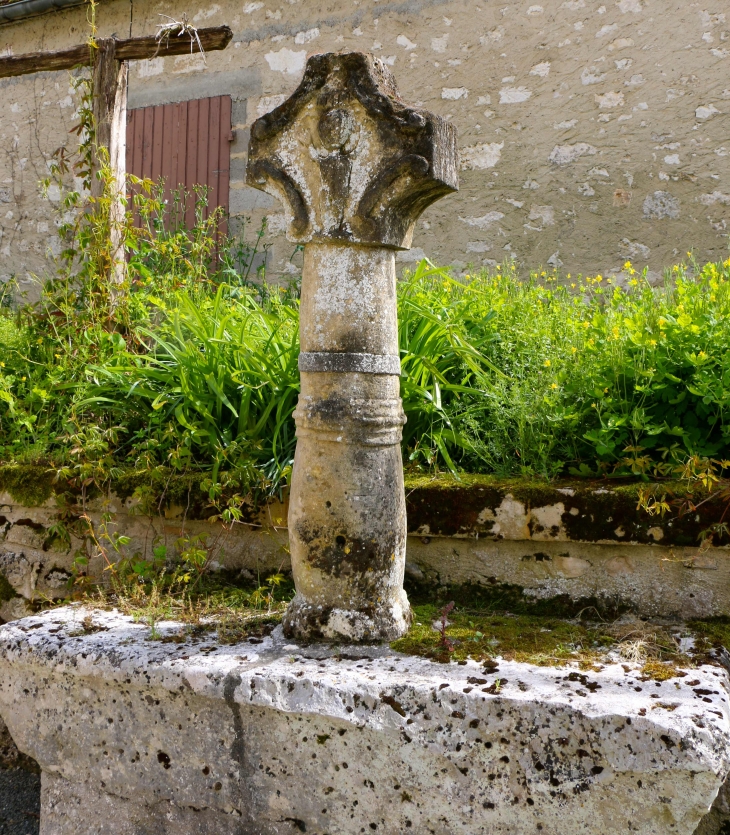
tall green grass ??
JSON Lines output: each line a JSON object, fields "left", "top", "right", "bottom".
{"left": 398, "top": 258, "right": 730, "bottom": 478}
{"left": 84, "top": 284, "right": 300, "bottom": 488}
{"left": 0, "top": 188, "right": 729, "bottom": 491}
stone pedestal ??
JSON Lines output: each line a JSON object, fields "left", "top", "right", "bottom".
{"left": 1, "top": 606, "right": 729, "bottom": 834}
{"left": 246, "top": 52, "right": 458, "bottom": 642}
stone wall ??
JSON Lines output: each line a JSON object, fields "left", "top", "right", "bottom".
{"left": 1, "top": 0, "right": 729, "bottom": 292}
{"left": 1, "top": 470, "right": 728, "bottom": 623}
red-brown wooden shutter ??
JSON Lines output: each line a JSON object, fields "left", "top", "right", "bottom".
{"left": 126, "top": 95, "right": 232, "bottom": 231}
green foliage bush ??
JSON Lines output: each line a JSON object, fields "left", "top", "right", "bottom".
{"left": 2, "top": 136, "right": 730, "bottom": 491}
{"left": 3, "top": 238, "right": 730, "bottom": 489}
{"left": 406, "top": 258, "right": 730, "bottom": 480}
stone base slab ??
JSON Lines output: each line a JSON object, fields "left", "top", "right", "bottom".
{"left": 1, "top": 607, "right": 729, "bottom": 834}
{"left": 41, "top": 771, "right": 246, "bottom": 835}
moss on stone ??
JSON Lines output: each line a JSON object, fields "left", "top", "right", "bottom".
{"left": 0, "top": 464, "right": 55, "bottom": 506}
{"left": 391, "top": 603, "right": 614, "bottom": 666}
{"left": 687, "top": 617, "right": 730, "bottom": 652}
{"left": 392, "top": 589, "right": 727, "bottom": 677}
{"left": 110, "top": 468, "right": 265, "bottom": 523}
{"left": 403, "top": 471, "right": 706, "bottom": 501}
{"left": 403, "top": 472, "right": 727, "bottom": 546}
{"left": 640, "top": 660, "right": 683, "bottom": 681}
{"left": 405, "top": 578, "right": 630, "bottom": 620}
{"left": 111, "top": 469, "right": 209, "bottom": 513}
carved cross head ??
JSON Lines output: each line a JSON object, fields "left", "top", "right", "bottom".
{"left": 246, "top": 52, "right": 459, "bottom": 249}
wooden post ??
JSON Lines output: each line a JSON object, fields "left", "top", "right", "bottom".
{"left": 92, "top": 38, "right": 128, "bottom": 294}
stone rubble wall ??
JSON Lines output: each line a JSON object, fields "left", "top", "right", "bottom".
{"left": 0, "top": 476, "right": 728, "bottom": 622}
{"left": 1, "top": 0, "right": 729, "bottom": 293}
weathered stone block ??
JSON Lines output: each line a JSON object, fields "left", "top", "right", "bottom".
{"left": 0, "top": 606, "right": 728, "bottom": 834}
{"left": 246, "top": 51, "right": 458, "bottom": 250}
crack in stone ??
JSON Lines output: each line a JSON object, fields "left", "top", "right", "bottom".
{"left": 223, "top": 672, "right": 246, "bottom": 769}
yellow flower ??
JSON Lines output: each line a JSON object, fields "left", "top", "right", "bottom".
{"left": 21, "top": 376, "right": 26, "bottom": 382}
{"left": 544, "top": 359, "right": 551, "bottom": 367}
{"left": 571, "top": 346, "right": 578, "bottom": 354}
{"left": 583, "top": 321, "right": 590, "bottom": 329}
{"left": 624, "top": 261, "right": 633, "bottom": 271}
{"left": 649, "top": 339, "right": 657, "bottom": 347}
{"left": 629, "top": 278, "right": 638, "bottom": 287}
{"left": 551, "top": 383, "right": 558, "bottom": 389}
{"left": 570, "top": 283, "right": 576, "bottom": 289}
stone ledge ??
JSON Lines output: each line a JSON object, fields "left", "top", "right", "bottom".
{"left": 0, "top": 465, "right": 719, "bottom": 547}
{"left": 0, "top": 606, "right": 729, "bottom": 834}
{"left": 404, "top": 475, "right": 728, "bottom": 547}
{"left": 1, "top": 468, "right": 728, "bottom": 623}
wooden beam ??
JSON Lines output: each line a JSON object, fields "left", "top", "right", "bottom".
{"left": 0, "top": 44, "right": 88, "bottom": 79}
{"left": 0, "top": 25, "right": 233, "bottom": 80}
{"left": 115, "top": 26, "right": 233, "bottom": 61}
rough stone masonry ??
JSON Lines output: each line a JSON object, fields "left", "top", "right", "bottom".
{"left": 2, "top": 0, "right": 729, "bottom": 290}
{"left": 246, "top": 51, "right": 458, "bottom": 642}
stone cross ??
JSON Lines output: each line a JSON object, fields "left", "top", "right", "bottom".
{"left": 247, "top": 52, "right": 458, "bottom": 642}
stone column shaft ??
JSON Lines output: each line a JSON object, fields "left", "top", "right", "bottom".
{"left": 286, "top": 243, "right": 408, "bottom": 640}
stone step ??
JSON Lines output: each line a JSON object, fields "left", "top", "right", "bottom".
{"left": 1, "top": 473, "right": 730, "bottom": 624}
{"left": 0, "top": 606, "right": 728, "bottom": 834}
